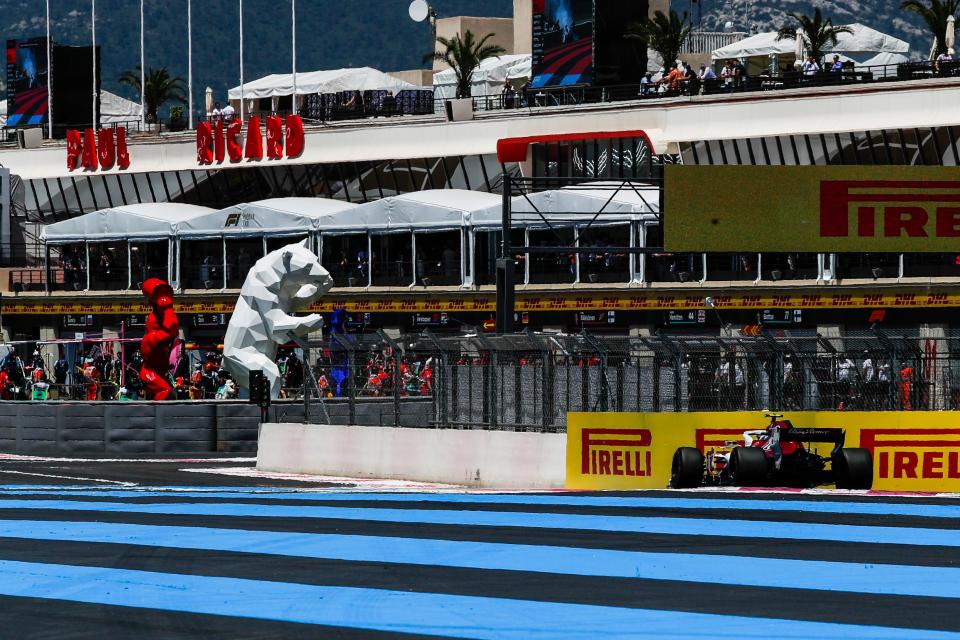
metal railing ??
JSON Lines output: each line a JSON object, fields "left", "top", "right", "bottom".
{"left": 682, "top": 32, "right": 750, "bottom": 54}
{"left": 296, "top": 329, "right": 960, "bottom": 432}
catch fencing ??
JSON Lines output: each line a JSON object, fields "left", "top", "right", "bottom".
{"left": 296, "top": 329, "right": 960, "bottom": 432}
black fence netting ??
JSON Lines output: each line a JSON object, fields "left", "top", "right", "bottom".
{"left": 288, "top": 329, "right": 960, "bottom": 432}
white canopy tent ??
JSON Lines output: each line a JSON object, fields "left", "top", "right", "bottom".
{"left": 39, "top": 188, "right": 665, "bottom": 290}
{"left": 713, "top": 23, "right": 910, "bottom": 62}
{"left": 99, "top": 90, "right": 144, "bottom": 124}
{"left": 330, "top": 190, "right": 502, "bottom": 234}
{"left": 228, "top": 67, "right": 418, "bottom": 101}
{"left": 506, "top": 56, "right": 532, "bottom": 81}
{"left": 859, "top": 51, "right": 912, "bottom": 77}
{"left": 181, "top": 198, "right": 360, "bottom": 239}
{"left": 433, "top": 54, "right": 531, "bottom": 100}
{"left": 41, "top": 203, "right": 215, "bottom": 244}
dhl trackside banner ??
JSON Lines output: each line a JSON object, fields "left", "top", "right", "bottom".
{"left": 7, "top": 289, "right": 960, "bottom": 315}
{"left": 665, "top": 166, "right": 960, "bottom": 253}
{"left": 567, "top": 412, "right": 960, "bottom": 492}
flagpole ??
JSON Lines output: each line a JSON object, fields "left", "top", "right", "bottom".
{"left": 140, "top": 0, "right": 145, "bottom": 129}
{"left": 45, "top": 0, "right": 52, "bottom": 138}
{"left": 91, "top": 0, "right": 97, "bottom": 130}
{"left": 239, "top": 0, "right": 244, "bottom": 121}
{"left": 292, "top": 0, "right": 297, "bottom": 116}
{"left": 188, "top": 0, "right": 193, "bottom": 129}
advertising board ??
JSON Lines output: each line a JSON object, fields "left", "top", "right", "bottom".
{"left": 5, "top": 37, "right": 48, "bottom": 127}
{"left": 4, "top": 289, "right": 960, "bottom": 316}
{"left": 567, "top": 411, "right": 960, "bottom": 492}
{"left": 532, "top": 0, "right": 594, "bottom": 87}
{"left": 665, "top": 166, "right": 960, "bottom": 253}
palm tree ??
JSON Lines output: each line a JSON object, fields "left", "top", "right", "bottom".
{"left": 625, "top": 9, "right": 692, "bottom": 73}
{"left": 424, "top": 30, "right": 506, "bottom": 99}
{"left": 776, "top": 8, "right": 854, "bottom": 64}
{"left": 118, "top": 66, "right": 187, "bottom": 123}
{"left": 901, "top": 0, "right": 960, "bottom": 57}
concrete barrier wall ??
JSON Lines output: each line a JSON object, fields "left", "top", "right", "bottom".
{"left": 258, "top": 423, "right": 567, "bottom": 489}
{"left": 0, "top": 401, "right": 260, "bottom": 454}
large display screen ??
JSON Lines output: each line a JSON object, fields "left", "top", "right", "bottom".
{"left": 5, "top": 37, "right": 49, "bottom": 127}
{"left": 532, "top": 0, "right": 594, "bottom": 88}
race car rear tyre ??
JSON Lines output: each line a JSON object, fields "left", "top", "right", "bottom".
{"left": 671, "top": 447, "right": 704, "bottom": 489}
{"left": 729, "top": 447, "right": 767, "bottom": 487}
{"left": 834, "top": 448, "right": 873, "bottom": 490}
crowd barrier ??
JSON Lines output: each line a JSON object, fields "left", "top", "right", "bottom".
{"left": 567, "top": 411, "right": 960, "bottom": 493}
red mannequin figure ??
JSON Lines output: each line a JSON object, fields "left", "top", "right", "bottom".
{"left": 140, "top": 279, "right": 179, "bottom": 400}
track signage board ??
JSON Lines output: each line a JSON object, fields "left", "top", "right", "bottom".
{"left": 666, "top": 166, "right": 960, "bottom": 253}
{"left": 567, "top": 411, "right": 960, "bottom": 492}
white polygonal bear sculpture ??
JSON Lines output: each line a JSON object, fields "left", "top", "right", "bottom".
{"left": 222, "top": 240, "right": 333, "bottom": 399}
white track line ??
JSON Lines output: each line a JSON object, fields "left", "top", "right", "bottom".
{"left": 0, "top": 470, "right": 135, "bottom": 486}
{"left": 178, "top": 466, "right": 464, "bottom": 490}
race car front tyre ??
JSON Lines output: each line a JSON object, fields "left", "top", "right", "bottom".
{"left": 729, "top": 447, "right": 767, "bottom": 487}
{"left": 834, "top": 448, "right": 873, "bottom": 490}
{"left": 671, "top": 447, "right": 704, "bottom": 489}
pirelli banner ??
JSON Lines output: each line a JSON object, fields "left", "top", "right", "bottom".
{"left": 665, "top": 166, "right": 960, "bottom": 252}
{"left": 567, "top": 412, "right": 960, "bottom": 493}
{"left": 8, "top": 290, "right": 960, "bottom": 315}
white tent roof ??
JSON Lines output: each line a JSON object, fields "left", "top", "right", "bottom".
{"left": 859, "top": 51, "right": 912, "bottom": 67}
{"left": 434, "top": 54, "right": 530, "bottom": 87}
{"left": 834, "top": 23, "right": 910, "bottom": 55}
{"left": 509, "top": 185, "right": 660, "bottom": 227}
{"left": 712, "top": 23, "right": 910, "bottom": 60}
{"left": 713, "top": 31, "right": 794, "bottom": 60}
{"left": 434, "top": 54, "right": 530, "bottom": 100}
{"left": 101, "top": 90, "right": 143, "bottom": 124}
{"left": 325, "top": 190, "right": 502, "bottom": 234}
{"left": 506, "top": 57, "right": 532, "bottom": 80}
{"left": 0, "top": 90, "right": 142, "bottom": 127}
{"left": 41, "top": 203, "right": 215, "bottom": 243}
{"left": 180, "top": 198, "right": 360, "bottom": 239}
{"left": 228, "top": 67, "right": 417, "bottom": 100}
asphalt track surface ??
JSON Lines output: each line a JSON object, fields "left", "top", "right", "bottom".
{"left": 0, "top": 455, "right": 958, "bottom": 638}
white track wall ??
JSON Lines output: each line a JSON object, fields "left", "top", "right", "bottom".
{"left": 257, "top": 423, "right": 567, "bottom": 489}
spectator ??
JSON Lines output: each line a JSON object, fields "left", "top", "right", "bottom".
{"left": 501, "top": 79, "right": 516, "bottom": 109}
{"left": 681, "top": 61, "right": 698, "bottom": 94}
{"left": 733, "top": 58, "right": 748, "bottom": 89}
{"left": 220, "top": 102, "right": 236, "bottom": 122}
{"left": 936, "top": 50, "right": 954, "bottom": 74}
{"left": 640, "top": 72, "right": 653, "bottom": 96}
{"left": 829, "top": 55, "right": 844, "bottom": 73}
{"left": 801, "top": 54, "right": 821, "bottom": 76}
{"left": 837, "top": 356, "right": 855, "bottom": 405}
{"left": 720, "top": 60, "right": 736, "bottom": 91}
{"left": 699, "top": 64, "right": 716, "bottom": 82}
{"left": 519, "top": 79, "right": 533, "bottom": 106}
{"left": 82, "top": 358, "right": 100, "bottom": 401}
{"left": 658, "top": 63, "right": 684, "bottom": 93}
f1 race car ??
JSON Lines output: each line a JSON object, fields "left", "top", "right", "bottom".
{"left": 671, "top": 414, "right": 873, "bottom": 489}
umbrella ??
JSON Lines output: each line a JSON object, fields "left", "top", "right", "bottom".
{"left": 948, "top": 15, "right": 956, "bottom": 56}
{"left": 794, "top": 32, "right": 804, "bottom": 67}
{"left": 204, "top": 87, "right": 213, "bottom": 116}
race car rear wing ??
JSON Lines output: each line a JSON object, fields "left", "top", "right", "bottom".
{"left": 780, "top": 428, "right": 846, "bottom": 447}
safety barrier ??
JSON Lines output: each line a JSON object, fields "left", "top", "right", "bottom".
{"left": 0, "top": 401, "right": 260, "bottom": 454}
{"left": 257, "top": 423, "right": 566, "bottom": 489}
